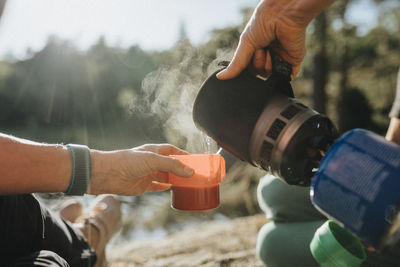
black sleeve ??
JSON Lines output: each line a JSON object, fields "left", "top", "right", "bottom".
{"left": 389, "top": 68, "right": 400, "bottom": 118}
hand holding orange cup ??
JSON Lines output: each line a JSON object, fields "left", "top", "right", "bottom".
{"left": 168, "top": 154, "right": 226, "bottom": 211}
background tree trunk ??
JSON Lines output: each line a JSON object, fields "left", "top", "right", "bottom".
{"left": 312, "top": 11, "right": 329, "bottom": 114}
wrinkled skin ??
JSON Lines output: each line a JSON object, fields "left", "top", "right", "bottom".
{"left": 88, "top": 144, "right": 194, "bottom": 196}
{"left": 217, "top": 0, "right": 335, "bottom": 80}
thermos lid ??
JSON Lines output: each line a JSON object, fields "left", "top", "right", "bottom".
{"left": 310, "top": 220, "right": 366, "bottom": 267}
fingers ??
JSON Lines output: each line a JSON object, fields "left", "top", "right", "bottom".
{"left": 218, "top": 45, "right": 302, "bottom": 80}
{"left": 265, "top": 50, "right": 272, "bottom": 77}
{"left": 265, "top": 48, "right": 300, "bottom": 79}
{"left": 151, "top": 154, "right": 194, "bottom": 177}
{"left": 138, "top": 144, "right": 190, "bottom": 156}
{"left": 216, "top": 39, "right": 255, "bottom": 80}
{"left": 252, "top": 49, "right": 266, "bottom": 74}
{"left": 149, "top": 170, "right": 169, "bottom": 183}
{"left": 157, "top": 144, "right": 189, "bottom": 156}
{"left": 150, "top": 181, "right": 172, "bottom": 192}
{"left": 129, "top": 174, "right": 170, "bottom": 195}
{"left": 134, "top": 143, "right": 194, "bottom": 176}
{"left": 291, "top": 65, "right": 301, "bottom": 80}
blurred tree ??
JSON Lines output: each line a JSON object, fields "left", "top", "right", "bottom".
{"left": 0, "top": 0, "right": 398, "bottom": 148}
{"left": 2, "top": 37, "right": 89, "bottom": 127}
{"left": 331, "top": 0, "right": 355, "bottom": 132}
{"left": 0, "top": 35, "right": 161, "bottom": 147}
{"left": 0, "top": 1, "right": 398, "bottom": 230}
{"left": 311, "top": 11, "right": 329, "bottom": 114}
{"left": 338, "top": 87, "right": 374, "bottom": 132}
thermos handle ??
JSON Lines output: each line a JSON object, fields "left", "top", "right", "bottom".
{"left": 216, "top": 47, "right": 292, "bottom": 81}
{"left": 269, "top": 48, "right": 292, "bottom": 81}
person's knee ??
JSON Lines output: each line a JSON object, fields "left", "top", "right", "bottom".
{"left": 256, "top": 222, "right": 296, "bottom": 267}
{"left": 256, "top": 221, "right": 324, "bottom": 267}
{"left": 256, "top": 222, "right": 280, "bottom": 266}
{"left": 257, "top": 174, "right": 325, "bottom": 222}
{"left": 257, "top": 174, "right": 275, "bottom": 215}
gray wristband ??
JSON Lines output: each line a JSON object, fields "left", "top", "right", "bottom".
{"left": 65, "top": 144, "right": 92, "bottom": 195}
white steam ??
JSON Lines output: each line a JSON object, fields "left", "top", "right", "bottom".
{"left": 137, "top": 46, "right": 234, "bottom": 153}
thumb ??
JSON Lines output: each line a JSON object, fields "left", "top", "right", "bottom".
{"left": 153, "top": 155, "right": 194, "bottom": 178}
{"left": 217, "top": 39, "right": 255, "bottom": 80}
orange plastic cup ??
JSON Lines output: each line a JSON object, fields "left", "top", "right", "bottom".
{"left": 168, "top": 154, "right": 226, "bottom": 211}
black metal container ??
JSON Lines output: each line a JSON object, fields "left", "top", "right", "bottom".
{"left": 193, "top": 61, "right": 338, "bottom": 186}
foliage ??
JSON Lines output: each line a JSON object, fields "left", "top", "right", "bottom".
{"left": 0, "top": 0, "right": 399, "bottom": 234}
{"left": 0, "top": 36, "right": 163, "bottom": 148}
{"left": 337, "top": 87, "right": 374, "bottom": 132}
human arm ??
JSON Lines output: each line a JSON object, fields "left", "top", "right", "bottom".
{"left": 0, "top": 133, "right": 193, "bottom": 195}
{"left": 386, "top": 69, "right": 400, "bottom": 144}
{"left": 88, "top": 144, "right": 194, "bottom": 195}
{"left": 217, "top": 0, "right": 336, "bottom": 80}
{"left": 386, "top": 118, "right": 400, "bottom": 144}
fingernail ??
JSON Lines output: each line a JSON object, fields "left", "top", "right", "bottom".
{"left": 152, "top": 181, "right": 172, "bottom": 190}
{"left": 184, "top": 167, "right": 194, "bottom": 176}
{"left": 216, "top": 70, "right": 224, "bottom": 79}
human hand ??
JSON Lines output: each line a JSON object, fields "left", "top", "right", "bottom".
{"left": 386, "top": 117, "right": 400, "bottom": 145}
{"left": 217, "top": 0, "right": 334, "bottom": 80}
{"left": 88, "top": 144, "right": 194, "bottom": 196}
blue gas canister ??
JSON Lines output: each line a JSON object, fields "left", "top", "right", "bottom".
{"left": 311, "top": 129, "right": 400, "bottom": 249}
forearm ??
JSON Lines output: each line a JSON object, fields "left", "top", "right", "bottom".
{"left": 389, "top": 69, "right": 400, "bottom": 118}
{"left": 386, "top": 69, "right": 400, "bottom": 144}
{"left": 0, "top": 133, "right": 71, "bottom": 194}
{"left": 386, "top": 117, "right": 400, "bottom": 144}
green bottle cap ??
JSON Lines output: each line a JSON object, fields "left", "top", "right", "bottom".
{"left": 310, "top": 220, "right": 366, "bottom": 267}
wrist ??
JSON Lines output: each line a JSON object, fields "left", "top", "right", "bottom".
{"left": 87, "top": 149, "right": 110, "bottom": 195}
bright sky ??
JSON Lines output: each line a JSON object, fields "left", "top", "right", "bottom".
{"left": 0, "top": 0, "right": 379, "bottom": 60}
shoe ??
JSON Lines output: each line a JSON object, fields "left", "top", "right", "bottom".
{"left": 59, "top": 199, "right": 83, "bottom": 223}
{"left": 74, "top": 195, "right": 122, "bottom": 267}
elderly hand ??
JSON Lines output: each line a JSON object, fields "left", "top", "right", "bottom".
{"left": 217, "top": 0, "right": 335, "bottom": 80}
{"left": 88, "top": 144, "right": 194, "bottom": 196}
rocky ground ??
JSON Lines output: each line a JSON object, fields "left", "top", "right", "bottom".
{"left": 108, "top": 214, "right": 268, "bottom": 267}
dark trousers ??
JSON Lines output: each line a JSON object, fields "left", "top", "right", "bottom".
{"left": 0, "top": 194, "right": 96, "bottom": 267}
{"left": 256, "top": 174, "right": 400, "bottom": 267}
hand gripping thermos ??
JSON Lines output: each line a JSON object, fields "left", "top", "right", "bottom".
{"left": 192, "top": 53, "right": 338, "bottom": 186}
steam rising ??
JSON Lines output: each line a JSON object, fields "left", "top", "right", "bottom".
{"left": 137, "top": 47, "right": 234, "bottom": 153}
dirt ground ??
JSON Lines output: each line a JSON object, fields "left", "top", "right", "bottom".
{"left": 108, "top": 214, "right": 268, "bottom": 267}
